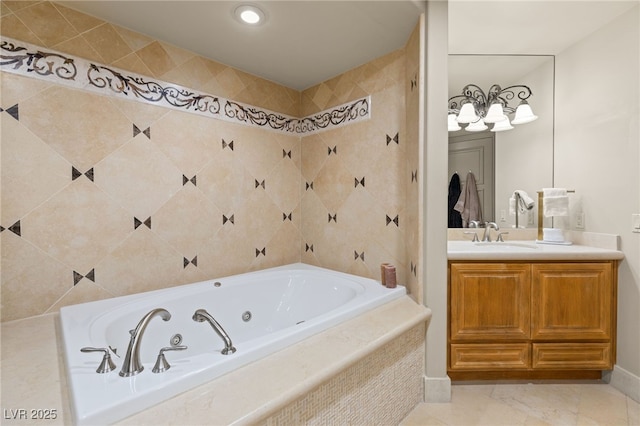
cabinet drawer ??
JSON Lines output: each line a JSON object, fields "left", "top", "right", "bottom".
{"left": 532, "top": 343, "right": 612, "bottom": 370}
{"left": 450, "top": 343, "right": 530, "bottom": 370}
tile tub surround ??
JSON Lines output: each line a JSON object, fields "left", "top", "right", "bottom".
{"left": 0, "top": 296, "right": 431, "bottom": 425}
{"left": 1, "top": 1, "right": 423, "bottom": 321}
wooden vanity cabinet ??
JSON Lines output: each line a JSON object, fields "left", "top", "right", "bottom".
{"left": 448, "top": 261, "right": 617, "bottom": 380}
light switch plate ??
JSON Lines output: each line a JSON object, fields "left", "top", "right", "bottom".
{"left": 576, "top": 212, "right": 585, "bottom": 229}
{"left": 633, "top": 213, "right": 640, "bottom": 233}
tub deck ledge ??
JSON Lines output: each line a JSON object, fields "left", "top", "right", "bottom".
{"left": 1, "top": 296, "right": 431, "bottom": 425}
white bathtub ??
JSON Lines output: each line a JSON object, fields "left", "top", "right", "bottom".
{"left": 59, "top": 263, "right": 406, "bottom": 425}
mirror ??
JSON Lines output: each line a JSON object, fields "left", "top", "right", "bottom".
{"left": 447, "top": 55, "right": 555, "bottom": 228}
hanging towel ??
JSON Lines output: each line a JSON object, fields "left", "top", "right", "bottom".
{"left": 448, "top": 173, "right": 463, "bottom": 228}
{"left": 509, "top": 190, "right": 535, "bottom": 215}
{"left": 454, "top": 172, "right": 483, "bottom": 227}
{"left": 543, "top": 188, "right": 569, "bottom": 217}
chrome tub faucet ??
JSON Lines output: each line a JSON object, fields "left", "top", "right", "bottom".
{"left": 120, "top": 308, "right": 171, "bottom": 377}
{"left": 192, "top": 309, "right": 236, "bottom": 355}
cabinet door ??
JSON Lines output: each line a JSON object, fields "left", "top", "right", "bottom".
{"left": 450, "top": 263, "right": 530, "bottom": 341}
{"left": 531, "top": 263, "right": 613, "bottom": 341}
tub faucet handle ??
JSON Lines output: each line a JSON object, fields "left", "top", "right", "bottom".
{"left": 80, "top": 347, "right": 117, "bottom": 374}
{"left": 152, "top": 345, "right": 187, "bottom": 373}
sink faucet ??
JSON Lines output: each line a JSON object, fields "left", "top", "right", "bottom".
{"left": 192, "top": 309, "right": 236, "bottom": 355}
{"left": 481, "top": 221, "right": 499, "bottom": 242}
{"left": 119, "top": 308, "right": 171, "bottom": 377}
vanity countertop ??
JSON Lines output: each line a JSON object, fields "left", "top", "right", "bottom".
{"left": 448, "top": 240, "right": 624, "bottom": 261}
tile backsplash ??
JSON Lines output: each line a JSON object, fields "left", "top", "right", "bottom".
{"left": 0, "top": 1, "right": 422, "bottom": 322}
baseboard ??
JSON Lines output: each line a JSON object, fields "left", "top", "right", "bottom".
{"left": 423, "top": 375, "right": 451, "bottom": 402}
{"left": 603, "top": 365, "right": 640, "bottom": 403}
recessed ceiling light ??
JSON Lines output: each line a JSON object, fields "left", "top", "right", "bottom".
{"left": 234, "top": 4, "right": 265, "bottom": 25}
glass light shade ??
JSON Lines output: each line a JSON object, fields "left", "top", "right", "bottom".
{"left": 465, "top": 119, "right": 488, "bottom": 132}
{"left": 456, "top": 103, "right": 479, "bottom": 123}
{"left": 490, "top": 117, "right": 514, "bottom": 132}
{"left": 483, "top": 102, "right": 507, "bottom": 123}
{"left": 448, "top": 114, "right": 461, "bottom": 131}
{"left": 511, "top": 102, "right": 538, "bottom": 124}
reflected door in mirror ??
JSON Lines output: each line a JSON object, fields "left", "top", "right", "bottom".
{"left": 448, "top": 132, "right": 495, "bottom": 225}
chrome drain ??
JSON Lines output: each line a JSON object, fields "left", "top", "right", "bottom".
{"left": 242, "top": 311, "right": 252, "bottom": 322}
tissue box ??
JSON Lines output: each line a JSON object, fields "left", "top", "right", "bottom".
{"left": 543, "top": 228, "right": 564, "bottom": 242}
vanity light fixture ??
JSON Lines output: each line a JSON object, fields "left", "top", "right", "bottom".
{"left": 234, "top": 4, "right": 265, "bottom": 25}
{"left": 448, "top": 84, "right": 538, "bottom": 132}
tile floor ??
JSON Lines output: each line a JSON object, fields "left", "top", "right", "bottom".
{"left": 401, "top": 381, "right": 639, "bottom": 425}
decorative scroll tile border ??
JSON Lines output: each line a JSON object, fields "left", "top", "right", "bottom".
{"left": 0, "top": 37, "right": 370, "bottom": 135}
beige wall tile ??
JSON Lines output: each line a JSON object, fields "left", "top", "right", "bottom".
{"left": 21, "top": 179, "right": 132, "bottom": 273}
{"left": 52, "top": 3, "right": 103, "bottom": 33}
{"left": 96, "top": 227, "right": 189, "bottom": 297}
{"left": 112, "top": 24, "right": 154, "bottom": 52}
{"left": 152, "top": 110, "right": 222, "bottom": 176}
{"left": 94, "top": 136, "right": 183, "bottom": 218}
{"left": 52, "top": 34, "right": 103, "bottom": 64}
{"left": 1, "top": 2, "right": 14, "bottom": 16}
{"left": 19, "top": 86, "right": 132, "bottom": 170}
{"left": 110, "top": 52, "right": 156, "bottom": 81}
{"left": 2, "top": 1, "right": 42, "bottom": 13}
{"left": 198, "top": 148, "right": 256, "bottom": 213}
{"left": 266, "top": 156, "right": 302, "bottom": 213}
{"left": 0, "top": 12, "right": 43, "bottom": 45}
{"left": 13, "top": 1, "right": 79, "bottom": 47}
{"left": 81, "top": 23, "right": 133, "bottom": 64}
{"left": 135, "top": 41, "right": 177, "bottom": 78}
{"left": 0, "top": 114, "right": 69, "bottom": 224}
{"left": 197, "top": 221, "right": 260, "bottom": 278}
{"left": 153, "top": 185, "right": 222, "bottom": 258}
{"left": 46, "top": 280, "right": 114, "bottom": 314}
{"left": 1, "top": 231, "right": 71, "bottom": 322}
{"left": 159, "top": 58, "right": 209, "bottom": 93}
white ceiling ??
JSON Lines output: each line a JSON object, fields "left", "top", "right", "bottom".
{"left": 60, "top": 1, "right": 638, "bottom": 91}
